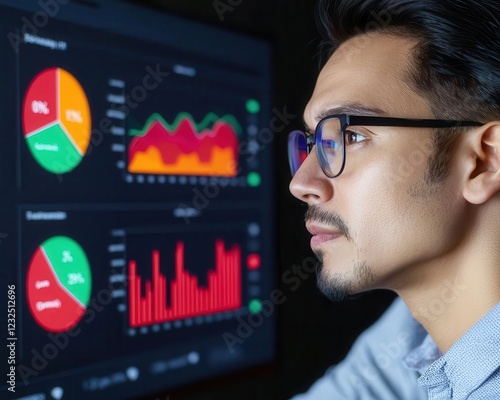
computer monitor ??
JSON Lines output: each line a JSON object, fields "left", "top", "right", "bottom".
{"left": 0, "top": 1, "right": 275, "bottom": 398}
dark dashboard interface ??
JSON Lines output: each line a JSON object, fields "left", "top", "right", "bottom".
{"left": 0, "top": 1, "right": 275, "bottom": 399}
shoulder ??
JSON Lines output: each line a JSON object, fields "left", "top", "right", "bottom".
{"left": 290, "top": 297, "right": 428, "bottom": 400}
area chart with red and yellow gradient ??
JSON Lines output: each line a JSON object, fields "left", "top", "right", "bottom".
{"left": 128, "top": 240, "right": 242, "bottom": 327}
{"left": 128, "top": 113, "right": 241, "bottom": 177}
{"left": 22, "top": 67, "right": 91, "bottom": 174}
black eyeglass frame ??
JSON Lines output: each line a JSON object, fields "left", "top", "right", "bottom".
{"left": 290, "top": 114, "right": 483, "bottom": 178}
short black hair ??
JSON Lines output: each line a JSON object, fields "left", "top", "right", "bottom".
{"left": 318, "top": 0, "right": 500, "bottom": 121}
{"left": 317, "top": 0, "right": 500, "bottom": 181}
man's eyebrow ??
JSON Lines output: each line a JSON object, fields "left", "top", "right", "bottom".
{"left": 303, "top": 103, "right": 389, "bottom": 132}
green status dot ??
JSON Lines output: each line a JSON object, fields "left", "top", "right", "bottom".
{"left": 246, "top": 99, "right": 261, "bottom": 114}
{"left": 249, "top": 299, "right": 262, "bottom": 314}
{"left": 247, "top": 172, "right": 261, "bottom": 187}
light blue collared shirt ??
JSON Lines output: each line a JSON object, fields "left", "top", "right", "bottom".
{"left": 291, "top": 299, "right": 500, "bottom": 400}
{"left": 404, "top": 302, "right": 500, "bottom": 399}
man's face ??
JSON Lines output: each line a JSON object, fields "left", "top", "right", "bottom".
{"left": 290, "top": 33, "right": 467, "bottom": 300}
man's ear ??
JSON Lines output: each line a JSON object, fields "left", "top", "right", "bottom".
{"left": 463, "top": 122, "right": 500, "bottom": 204}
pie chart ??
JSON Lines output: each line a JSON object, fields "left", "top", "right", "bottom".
{"left": 22, "top": 68, "right": 91, "bottom": 174}
{"left": 27, "top": 236, "right": 92, "bottom": 332}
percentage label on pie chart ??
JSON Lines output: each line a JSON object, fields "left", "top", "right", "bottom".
{"left": 22, "top": 68, "right": 91, "bottom": 174}
{"left": 27, "top": 236, "right": 92, "bottom": 332}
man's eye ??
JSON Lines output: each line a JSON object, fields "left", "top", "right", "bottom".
{"left": 344, "top": 129, "right": 368, "bottom": 145}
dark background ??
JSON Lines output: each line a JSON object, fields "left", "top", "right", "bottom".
{"left": 121, "top": 1, "right": 397, "bottom": 399}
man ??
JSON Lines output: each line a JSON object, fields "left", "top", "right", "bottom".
{"left": 288, "top": 0, "right": 500, "bottom": 398}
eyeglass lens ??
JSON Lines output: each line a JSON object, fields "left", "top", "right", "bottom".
{"left": 287, "top": 117, "right": 344, "bottom": 177}
{"left": 318, "top": 117, "right": 343, "bottom": 177}
{"left": 288, "top": 130, "right": 308, "bottom": 176}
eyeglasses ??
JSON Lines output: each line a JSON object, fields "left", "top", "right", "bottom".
{"left": 288, "top": 114, "right": 483, "bottom": 178}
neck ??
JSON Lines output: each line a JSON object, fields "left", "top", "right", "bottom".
{"left": 396, "top": 226, "right": 500, "bottom": 353}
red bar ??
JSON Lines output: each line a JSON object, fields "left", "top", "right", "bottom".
{"left": 181, "top": 270, "right": 185, "bottom": 318}
{"left": 137, "top": 276, "right": 143, "bottom": 326}
{"left": 129, "top": 262, "right": 136, "bottom": 327}
{"left": 186, "top": 274, "right": 191, "bottom": 316}
{"left": 235, "top": 249, "right": 240, "bottom": 306}
{"left": 175, "top": 242, "right": 184, "bottom": 318}
{"left": 222, "top": 246, "right": 227, "bottom": 310}
{"left": 198, "top": 289, "right": 201, "bottom": 315}
{"left": 136, "top": 276, "right": 140, "bottom": 326}
{"left": 191, "top": 276, "right": 197, "bottom": 316}
{"left": 227, "top": 247, "right": 231, "bottom": 307}
{"left": 228, "top": 248, "right": 233, "bottom": 307}
{"left": 189, "top": 278, "right": 193, "bottom": 317}
{"left": 162, "top": 275, "right": 167, "bottom": 320}
{"left": 229, "top": 249, "right": 233, "bottom": 308}
{"left": 153, "top": 251, "right": 159, "bottom": 322}
{"left": 141, "top": 297, "right": 146, "bottom": 327}
{"left": 171, "top": 281, "right": 177, "bottom": 319}
{"left": 234, "top": 251, "right": 238, "bottom": 306}
{"left": 146, "top": 283, "right": 150, "bottom": 325}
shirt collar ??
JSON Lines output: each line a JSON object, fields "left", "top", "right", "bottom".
{"left": 403, "top": 334, "right": 442, "bottom": 374}
{"left": 404, "top": 302, "right": 500, "bottom": 398}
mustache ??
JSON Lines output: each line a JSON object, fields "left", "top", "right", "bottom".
{"left": 305, "top": 205, "right": 351, "bottom": 241}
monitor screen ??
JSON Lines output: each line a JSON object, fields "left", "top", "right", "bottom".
{"left": 0, "top": 1, "right": 275, "bottom": 398}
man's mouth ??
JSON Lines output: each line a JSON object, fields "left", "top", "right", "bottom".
{"left": 306, "top": 223, "right": 343, "bottom": 248}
